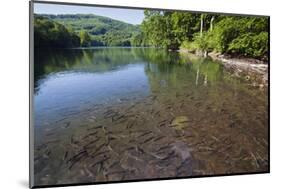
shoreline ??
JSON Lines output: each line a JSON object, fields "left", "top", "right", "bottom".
{"left": 179, "top": 49, "right": 268, "bottom": 87}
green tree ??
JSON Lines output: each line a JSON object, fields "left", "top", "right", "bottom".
{"left": 34, "top": 15, "right": 80, "bottom": 48}
{"left": 79, "top": 30, "right": 92, "bottom": 47}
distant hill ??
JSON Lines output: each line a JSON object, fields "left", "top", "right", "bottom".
{"left": 38, "top": 14, "right": 141, "bottom": 46}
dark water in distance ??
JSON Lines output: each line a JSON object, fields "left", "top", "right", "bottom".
{"left": 33, "top": 48, "right": 268, "bottom": 186}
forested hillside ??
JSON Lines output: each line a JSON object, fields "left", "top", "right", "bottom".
{"left": 34, "top": 15, "right": 80, "bottom": 48}
{"left": 137, "top": 11, "right": 269, "bottom": 60}
{"left": 34, "top": 11, "right": 269, "bottom": 60}
{"left": 38, "top": 14, "right": 140, "bottom": 47}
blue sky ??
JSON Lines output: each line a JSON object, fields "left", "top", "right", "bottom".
{"left": 34, "top": 3, "right": 145, "bottom": 25}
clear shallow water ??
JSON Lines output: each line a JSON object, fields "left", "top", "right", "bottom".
{"left": 33, "top": 48, "right": 268, "bottom": 186}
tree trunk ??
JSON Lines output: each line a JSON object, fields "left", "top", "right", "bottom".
{"left": 210, "top": 16, "right": 215, "bottom": 31}
{"left": 200, "top": 14, "right": 204, "bottom": 37}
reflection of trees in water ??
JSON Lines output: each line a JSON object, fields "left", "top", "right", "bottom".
{"left": 34, "top": 47, "right": 224, "bottom": 95}
{"left": 139, "top": 49, "right": 224, "bottom": 94}
{"left": 135, "top": 48, "right": 195, "bottom": 93}
{"left": 186, "top": 56, "right": 223, "bottom": 86}
{"left": 34, "top": 48, "right": 85, "bottom": 94}
{"left": 35, "top": 48, "right": 142, "bottom": 78}
{"left": 34, "top": 48, "right": 145, "bottom": 94}
{"left": 34, "top": 47, "right": 264, "bottom": 112}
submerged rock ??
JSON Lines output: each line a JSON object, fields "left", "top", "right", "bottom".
{"left": 171, "top": 141, "right": 192, "bottom": 160}
{"left": 143, "top": 141, "right": 193, "bottom": 177}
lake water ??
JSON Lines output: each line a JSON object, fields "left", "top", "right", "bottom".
{"left": 33, "top": 48, "right": 268, "bottom": 186}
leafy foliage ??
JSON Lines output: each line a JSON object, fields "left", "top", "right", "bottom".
{"left": 141, "top": 11, "right": 179, "bottom": 49}
{"left": 140, "top": 11, "right": 269, "bottom": 60}
{"left": 228, "top": 32, "right": 268, "bottom": 58}
{"left": 34, "top": 15, "right": 80, "bottom": 48}
{"left": 79, "top": 30, "right": 91, "bottom": 47}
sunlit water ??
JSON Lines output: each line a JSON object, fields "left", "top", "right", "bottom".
{"left": 33, "top": 48, "right": 268, "bottom": 186}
